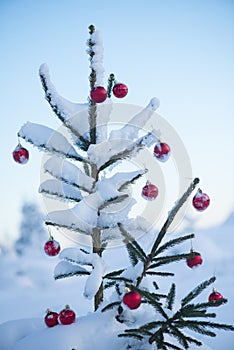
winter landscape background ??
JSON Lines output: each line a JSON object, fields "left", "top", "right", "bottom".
{"left": 0, "top": 1, "right": 233, "bottom": 349}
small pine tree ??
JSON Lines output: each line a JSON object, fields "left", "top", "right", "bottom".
{"left": 15, "top": 201, "right": 47, "bottom": 255}
{"left": 17, "top": 25, "right": 233, "bottom": 349}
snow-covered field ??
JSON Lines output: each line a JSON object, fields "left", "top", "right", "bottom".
{"left": 0, "top": 213, "right": 233, "bottom": 349}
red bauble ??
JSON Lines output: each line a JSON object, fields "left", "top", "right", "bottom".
{"left": 123, "top": 290, "right": 142, "bottom": 310}
{"left": 12, "top": 144, "right": 29, "bottom": 164}
{"left": 59, "top": 305, "right": 76, "bottom": 325}
{"left": 186, "top": 250, "right": 203, "bottom": 268}
{"left": 208, "top": 290, "right": 223, "bottom": 306}
{"left": 44, "top": 238, "right": 60, "bottom": 256}
{"left": 142, "top": 182, "right": 158, "bottom": 201}
{"left": 44, "top": 309, "right": 59, "bottom": 327}
{"left": 90, "top": 86, "right": 107, "bottom": 103}
{"left": 153, "top": 142, "right": 171, "bottom": 162}
{"left": 192, "top": 189, "right": 210, "bottom": 211}
{"left": 113, "top": 83, "right": 128, "bottom": 98}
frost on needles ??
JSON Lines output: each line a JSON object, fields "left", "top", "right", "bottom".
{"left": 17, "top": 24, "right": 234, "bottom": 349}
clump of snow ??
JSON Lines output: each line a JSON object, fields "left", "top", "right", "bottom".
{"left": 19, "top": 122, "right": 82, "bottom": 161}
{"left": 39, "top": 64, "right": 88, "bottom": 119}
{"left": 88, "top": 30, "right": 105, "bottom": 85}
{"left": 87, "top": 132, "right": 156, "bottom": 169}
{"left": 39, "top": 179, "right": 83, "bottom": 202}
{"left": 58, "top": 248, "right": 106, "bottom": 299}
{"left": 109, "top": 99, "right": 159, "bottom": 141}
{"left": 146, "top": 97, "right": 160, "bottom": 111}
{"left": 44, "top": 156, "right": 94, "bottom": 192}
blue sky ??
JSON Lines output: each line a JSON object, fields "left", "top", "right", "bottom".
{"left": 0, "top": 0, "right": 233, "bottom": 244}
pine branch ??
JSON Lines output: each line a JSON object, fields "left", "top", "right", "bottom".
{"left": 149, "top": 253, "right": 194, "bottom": 268}
{"left": 146, "top": 271, "right": 174, "bottom": 277}
{"left": 101, "top": 301, "right": 121, "bottom": 312}
{"left": 39, "top": 187, "right": 81, "bottom": 203}
{"left": 166, "top": 283, "right": 176, "bottom": 310}
{"left": 39, "top": 179, "right": 83, "bottom": 202}
{"left": 118, "top": 170, "right": 147, "bottom": 192}
{"left": 39, "top": 67, "right": 90, "bottom": 151}
{"left": 150, "top": 178, "right": 200, "bottom": 257}
{"left": 107, "top": 73, "right": 115, "bottom": 98}
{"left": 162, "top": 342, "right": 183, "bottom": 350}
{"left": 98, "top": 194, "right": 129, "bottom": 213}
{"left": 88, "top": 25, "right": 97, "bottom": 144}
{"left": 44, "top": 167, "right": 93, "bottom": 194}
{"left": 103, "top": 269, "right": 126, "bottom": 279}
{"left": 136, "top": 178, "right": 200, "bottom": 287}
{"left": 19, "top": 130, "right": 84, "bottom": 163}
{"left": 181, "top": 277, "right": 216, "bottom": 306}
{"left": 155, "top": 233, "right": 195, "bottom": 257}
{"left": 168, "top": 324, "right": 189, "bottom": 349}
{"left": 99, "top": 131, "right": 155, "bottom": 172}
{"left": 118, "top": 223, "right": 147, "bottom": 263}
{"left": 45, "top": 221, "right": 90, "bottom": 236}
{"left": 54, "top": 270, "right": 90, "bottom": 280}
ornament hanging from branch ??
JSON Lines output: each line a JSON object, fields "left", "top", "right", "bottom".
{"left": 113, "top": 82, "right": 128, "bottom": 98}
{"left": 153, "top": 141, "right": 171, "bottom": 162}
{"left": 12, "top": 141, "right": 29, "bottom": 164}
{"left": 186, "top": 249, "right": 203, "bottom": 268}
{"left": 141, "top": 181, "right": 158, "bottom": 201}
{"left": 123, "top": 289, "right": 142, "bottom": 310}
{"left": 192, "top": 189, "right": 210, "bottom": 211}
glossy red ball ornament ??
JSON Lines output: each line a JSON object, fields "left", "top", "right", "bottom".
{"left": 192, "top": 189, "right": 210, "bottom": 211}
{"left": 44, "top": 309, "right": 59, "bottom": 327}
{"left": 113, "top": 83, "right": 128, "bottom": 98}
{"left": 12, "top": 144, "right": 29, "bottom": 164}
{"left": 142, "top": 182, "right": 158, "bottom": 201}
{"left": 90, "top": 86, "right": 107, "bottom": 103}
{"left": 123, "top": 290, "right": 142, "bottom": 310}
{"left": 59, "top": 305, "right": 76, "bottom": 325}
{"left": 186, "top": 250, "right": 203, "bottom": 268}
{"left": 208, "top": 290, "right": 223, "bottom": 306}
{"left": 44, "top": 238, "right": 60, "bottom": 256}
{"left": 153, "top": 142, "right": 171, "bottom": 162}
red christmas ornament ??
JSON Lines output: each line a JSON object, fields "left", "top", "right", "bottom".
{"left": 142, "top": 181, "right": 158, "bottom": 201}
{"left": 44, "top": 309, "right": 59, "bottom": 327}
{"left": 153, "top": 142, "right": 171, "bottom": 162}
{"left": 44, "top": 237, "right": 60, "bottom": 256}
{"left": 192, "top": 189, "right": 210, "bottom": 211}
{"left": 186, "top": 249, "right": 203, "bottom": 268}
{"left": 113, "top": 83, "right": 128, "bottom": 98}
{"left": 90, "top": 86, "right": 107, "bottom": 103}
{"left": 59, "top": 305, "right": 76, "bottom": 325}
{"left": 12, "top": 144, "right": 29, "bottom": 164}
{"left": 123, "top": 290, "right": 142, "bottom": 310}
{"left": 208, "top": 290, "right": 223, "bottom": 306}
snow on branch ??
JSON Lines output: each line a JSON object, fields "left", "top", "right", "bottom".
{"left": 54, "top": 260, "right": 90, "bottom": 280}
{"left": 45, "top": 184, "right": 131, "bottom": 235}
{"left": 109, "top": 98, "right": 160, "bottom": 141}
{"left": 106, "top": 169, "right": 147, "bottom": 192}
{"left": 39, "top": 63, "right": 90, "bottom": 150}
{"left": 87, "top": 29, "right": 105, "bottom": 86}
{"left": 19, "top": 122, "right": 84, "bottom": 162}
{"left": 39, "top": 179, "right": 83, "bottom": 202}
{"left": 88, "top": 131, "right": 157, "bottom": 171}
{"left": 58, "top": 248, "right": 106, "bottom": 299}
{"left": 44, "top": 156, "right": 94, "bottom": 193}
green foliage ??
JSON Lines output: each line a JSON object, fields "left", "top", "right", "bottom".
{"left": 119, "top": 277, "right": 234, "bottom": 349}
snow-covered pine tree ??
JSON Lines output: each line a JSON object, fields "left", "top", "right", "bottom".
{"left": 17, "top": 25, "right": 233, "bottom": 349}
{"left": 15, "top": 201, "right": 47, "bottom": 255}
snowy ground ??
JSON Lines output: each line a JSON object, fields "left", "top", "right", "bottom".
{"left": 0, "top": 213, "right": 233, "bottom": 349}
